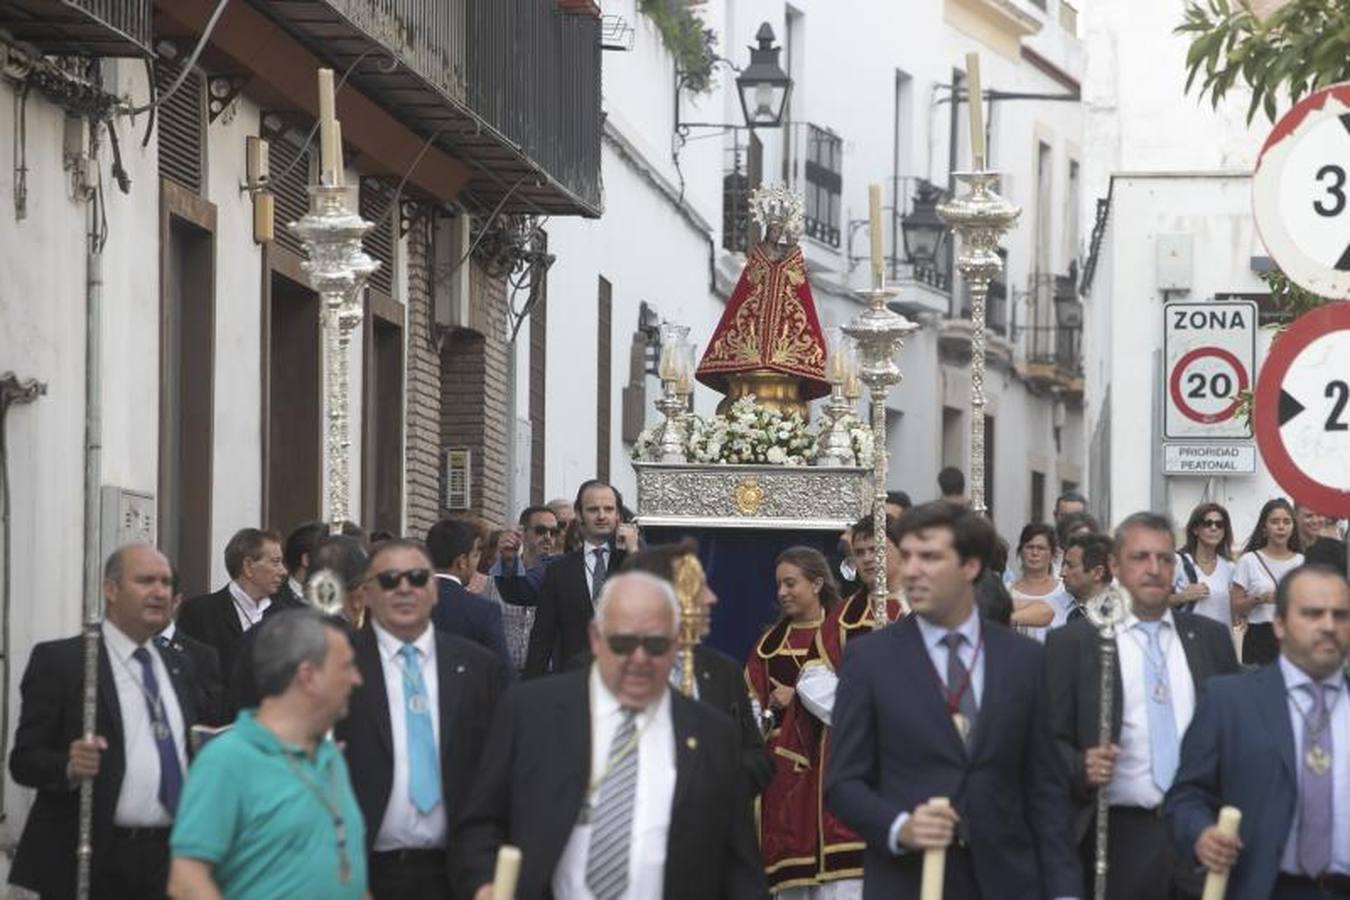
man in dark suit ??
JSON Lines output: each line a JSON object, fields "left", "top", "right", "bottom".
{"left": 275, "top": 520, "right": 327, "bottom": 608}
{"left": 426, "top": 518, "right": 512, "bottom": 682}
{"left": 177, "top": 528, "right": 298, "bottom": 719}
{"left": 10, "top": 544, "right": 203, "bottom": 899}
{"left": 336, "top": 538, "right": 503, "bottom": 898}
{"left": 523, "top": 479, "right": 633, "bottom": 677}
{"left": 621, "top": 541, "right": 772, "bottom": 794}
{"left": 159, "top": 565, "right": 225, "bottom": 726}
{"left": 453, "top": 571, "right": 766, "bottom": 900}
{"left": 826, "top": 501, "right": 1080, "bottom": 899}
{"left": 1165, "top": 564, "right": 1350, "bottom": 900}
{"left": 1047, "top": 512, "right": 1240, "bottom": 899}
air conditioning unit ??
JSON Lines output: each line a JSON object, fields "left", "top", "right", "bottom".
{"left": 444, "top": 448, "right": 472, "bottom": 510}
{"left": 433, "top": 213, "right": 471, "bottom": 328}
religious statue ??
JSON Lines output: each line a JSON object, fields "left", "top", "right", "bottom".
{"left": 696, "top": 183, "right": 830, "bottom": 418}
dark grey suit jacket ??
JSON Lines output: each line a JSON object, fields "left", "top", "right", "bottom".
{"left": 1044, "top": 612, "right": 1240, "bottom": 839}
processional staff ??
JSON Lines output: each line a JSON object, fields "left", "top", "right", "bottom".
{"left": 1084, "top": 583, "right": 1130, "bottom": 900}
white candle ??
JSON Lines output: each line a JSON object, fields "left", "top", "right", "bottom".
{"left": 920, "top": 797, "right": 950, "bottom": 900}
{"left": 868, "top": 183, "right": 884, "bottom": 286}
{"left": 317, "top": 68, "right": 340, "bottom": 182}
{"left": 492, "top": 845, "right": 521, "bottom": 900}
{"left": 1200, "top": 807, "right": 1242, "bottom": 900}
{"left": 965, "top": 53, "right": 985, "bottom": 169}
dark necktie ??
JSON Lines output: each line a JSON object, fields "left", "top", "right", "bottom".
{"left": 591, "top": 547, "right": 608, "bottom": 603}
{"left": 1068, "top": 604, "right": 1087, "bottom": 622}
{"left": 941, "top": 632, "right": 978, "bottom": 743}
{"left": 131, "top": 647, "right": 183, "bottom": 814}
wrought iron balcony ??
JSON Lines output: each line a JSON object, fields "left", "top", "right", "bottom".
{"left": 254, "top": 0, "right": 602, "bottom": 217}
{"left": 0, "top": 0, "right": 152, "bottom": 56}
{"left": 1022, "top": 271, "right": 1084, "bottom": 394}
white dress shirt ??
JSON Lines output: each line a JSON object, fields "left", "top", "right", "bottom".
{"left": 582, "top": 542, "right": 610, "bottom": 600}
{"left": 228, "top": 579, "right": 271, "bottom": 631}
{"left": 1105, "top": 609, "right": 1196, "bottom": 809}
{"left": 101, "top": 621, "right": 188, "bottom": 827}
{"left": 287, "top": 576, "right": 304, "bottom": 601}
{"left": 370, "top": 621, "right": 445, "bottom": 851}
{"left": 158, "top": 620, "right": 177, "bottom": 644}
{"left": 888, "top": 609, "right": 985, "bottom": 852}
{"left": 1278, "top": 656, "right": 1350, "bottom": 875}
{"left": 552, "top": 666, "right": 676, "bottom": 900}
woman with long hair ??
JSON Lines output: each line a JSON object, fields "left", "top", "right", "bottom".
{"left": 1009, "top": 523, "right": 1069, "bottom": 640}
{"left": 1231, "top": 497, "right": 1304, "bottom": 665}
{"left": 745, "top": 547, "right": 860, "bottom": 898}
{"left": 1169, "top": 502, "right": 1236, "bottom": 627}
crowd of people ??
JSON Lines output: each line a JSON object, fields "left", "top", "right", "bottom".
{"left": 5, "top": 472, "right": 1348, "bottom": 899}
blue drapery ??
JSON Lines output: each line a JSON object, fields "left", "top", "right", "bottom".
{"left": 643, "top": 526, "right": 844, "bottom": 665}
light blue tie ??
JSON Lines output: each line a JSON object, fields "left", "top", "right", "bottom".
{"left": 399, "top": 643, "right": 441, "bottom": 814}
{"left": 1136, "top": 620, "right": 1178, "bottom": 792}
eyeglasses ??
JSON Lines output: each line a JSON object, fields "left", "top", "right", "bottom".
{"left": 372, "top": 568, "right": 431, "bottom": 590}
{"left": 531, "top": 525, "right": 560, "bottom": 537}
{"left": 605, "top": 634, "right": 674, "bottom": 657}
{"left": 1200, "top": 519, "right": 1226, "bottom": 529}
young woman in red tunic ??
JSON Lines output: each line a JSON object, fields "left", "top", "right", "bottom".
{"left": 745, "top": 547, "right": 862, "bottom": 898}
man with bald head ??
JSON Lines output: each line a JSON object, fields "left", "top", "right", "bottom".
{"left": 10, "top": 544, "right": 207, "bottom": 900}
{"left": 455, "top": 572, "right": 765, "bottom": 900}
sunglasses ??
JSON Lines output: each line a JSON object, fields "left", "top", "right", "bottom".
{"left": 531, "top": 525, "right": 560, "bottom": 537}
{"left": 1199, "top": 519, "right": 1226, "bottom": 529}
{"left": 605, "top": 634, "right": 674, "bottom": 657}
{"left": 372, "top": 568, "right": 431, "bottom": 590}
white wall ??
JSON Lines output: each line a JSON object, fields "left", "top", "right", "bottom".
{"left": 1088, "top": 174, "right": 1274, "bottom": 536}
{"left": 535, "top": 0, "right": 1086, "bottom": 541}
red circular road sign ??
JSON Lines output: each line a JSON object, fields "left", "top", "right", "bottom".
{"left": 1168, "top": 346, "right": 1249, "bottom": 423}
{"left": 1254, "top": 302, "right": 1350, "bottom": 517}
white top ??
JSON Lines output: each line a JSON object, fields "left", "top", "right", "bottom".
{"left": 1105, "top": 609, "right": 1196, "bottom": 809}
{"left": 102, "top": 621, "right": 188, "bottom": 827}
{"left": 371, "top": 621, "right": 445, "bottom": 851}
{"left": 1233, "top": 551, "right": 1304, "bottom": 624}
{"left": 1172, "top": 554, "right": 1236, "bottom": 626}
{"left": 228, "top": 579, "right": 271, "bottom": 631}
{"left": 1012, "top": 582, "right": 1075, "bottom": 642}
{"left": 553, "top": 666, "right": 676, "bottom": 900}
{"left": 1278, "top": 656, "right": 1350, "bottom": 875}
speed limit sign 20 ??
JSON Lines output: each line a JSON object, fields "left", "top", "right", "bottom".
{"left": 1164, "top": 301, "right": 1257, "bottom": 439}
{"left": 1253, "top": 83, "right": 1350, "bottom": 298}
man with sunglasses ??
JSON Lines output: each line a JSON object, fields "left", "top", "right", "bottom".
{"left": 336, "top": 538, "right": 503, "bottom": 899}
{"left": 456, "top": 571, "right": 764, "bottom": 900}
{"left": 492, "top": 505, "right": 562, "bottom": 673}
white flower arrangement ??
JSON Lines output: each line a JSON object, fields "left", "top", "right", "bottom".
{"left": 631, "top": 395, "right": 873, "bottom": 468}
{"left": 849, "top": 423, "right": 874, "bottom": 467}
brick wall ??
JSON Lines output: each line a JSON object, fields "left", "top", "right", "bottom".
{"left": 439, "top": 257, "right": 510, "bottom": 526}
{"left": 404, "top": 219, "right": 441, "bottom": 536}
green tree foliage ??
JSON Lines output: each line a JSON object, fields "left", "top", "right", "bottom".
{"left": 1177, "top": 0, "right": 1350, "bottom": 123}
{"left": 639, "top": 0, "right": 718, "bottom": 93}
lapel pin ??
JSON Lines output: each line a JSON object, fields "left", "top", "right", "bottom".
{"left": 455, "top": 664, "right": 466, "bottom": 674}
{"left": 685, "top": 736, "right": 698, "bottom": 750}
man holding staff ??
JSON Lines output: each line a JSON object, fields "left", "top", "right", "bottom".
{"left": 1046, "top": 512, "right": 1238, "bottom": 898}
{"left": 826, "top": 502, "right": 1080, "bottom": 898}
{"left": 1165, "top": 564, "right": 1350, "bottom": 900}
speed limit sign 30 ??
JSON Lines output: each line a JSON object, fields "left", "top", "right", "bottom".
{"left": 1253, "top": 83, "right": 1350, "bottom": 298}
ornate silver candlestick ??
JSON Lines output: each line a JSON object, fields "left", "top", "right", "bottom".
{"left": 937, "top": 171, "right": 1020, "bottom": 517}
{"left": 1085, "top": 583, "right": 1130, "bottom": 900}
{"left": 843, "top": 282, "right": 918, "bottom": 628}
{"left": 290, "top": 184, "right": 379, "bottom": 532}
{"left": 816, "top": 382, "right": 859, "bottom": 467}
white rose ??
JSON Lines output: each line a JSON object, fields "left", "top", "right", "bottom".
{"left": 766, "top": 446, "right": 787, "bottom": 464}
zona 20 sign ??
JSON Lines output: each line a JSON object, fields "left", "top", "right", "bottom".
{"left": 1163, "top": 301, "right": 1257, "bottom": 440}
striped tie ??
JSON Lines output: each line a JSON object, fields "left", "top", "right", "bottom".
{"left": 586, "top": 707, "right": 639, "bottom": 900}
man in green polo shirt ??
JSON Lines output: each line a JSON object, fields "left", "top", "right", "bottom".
{"left": 168, "top": 608, "right": 366, "bottom": 899}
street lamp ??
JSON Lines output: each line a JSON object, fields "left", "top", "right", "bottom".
{"left": 900, "top": 182, "right": 948, "bottom": 270}
{"left": 735, "top": 23, "right": 792, "bottom": 129}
